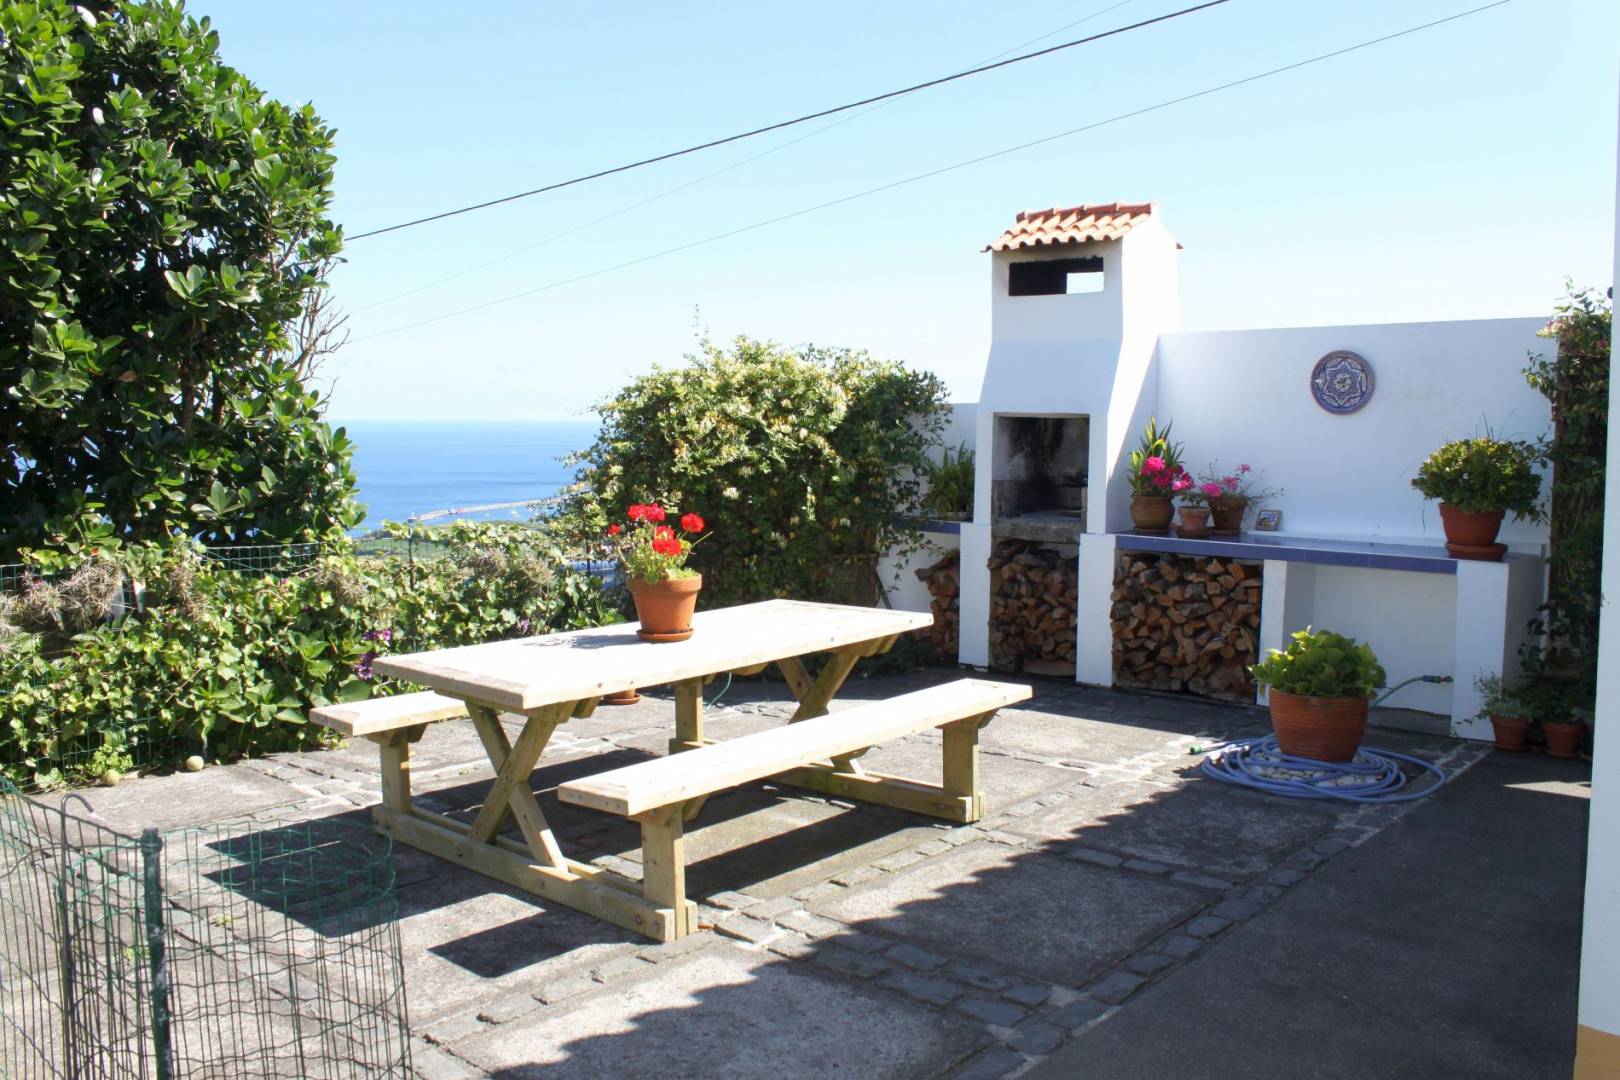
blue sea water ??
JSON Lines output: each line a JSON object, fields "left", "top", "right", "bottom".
{"left": 339, "top": 420, "right": 599, "bottom": 531}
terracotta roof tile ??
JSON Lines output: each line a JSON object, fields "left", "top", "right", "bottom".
{"left": 984, "top": 201, "right": 1160, "bottom": 252}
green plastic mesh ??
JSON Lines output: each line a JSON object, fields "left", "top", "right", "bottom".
{"left": 0, "top": 782, "right": 411, "bottom": 1078}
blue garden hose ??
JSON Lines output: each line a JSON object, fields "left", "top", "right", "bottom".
{"left": 1200, "top": 735, "right": 1445, "bottom": 802}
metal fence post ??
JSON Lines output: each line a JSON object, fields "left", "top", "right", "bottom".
{"left": 138, "top": 829, "right": 173, "bottom": 1080}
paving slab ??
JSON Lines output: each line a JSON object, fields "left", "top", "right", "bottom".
{"left": 974, "top": 705, "right": 1211, "bottom": 766}
{"left": 813, "top": 841, "right": 1208, "bottom": 985}
{"left": 1006, "top": 776, "right": 1341, "bottom": 879}
{"left": 854, "top": 737, "right": 1082, "bottom": 808}
{"left": 451, "top": 941, "right": 990, "bottom": 1078}
{"left": 391, "top": 869, "right": 642, "bottom": 1024}
{"left": 1028, "top": 752, "right": 1589, "bottom": 1079}
{"left": 77, "top": 762, "right": 303, "bottom": 832}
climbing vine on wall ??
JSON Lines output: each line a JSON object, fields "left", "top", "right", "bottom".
{"left": 1521, "top": 283, "right": 1612, "bottom": 720}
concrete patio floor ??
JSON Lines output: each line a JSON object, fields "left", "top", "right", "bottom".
{"left": 75, "top": 667, "right": 1589, "bottom": 1079}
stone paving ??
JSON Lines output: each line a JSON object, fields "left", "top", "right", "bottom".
{"left": 77, "top": 668, "right": 1501, "bottom": 1079}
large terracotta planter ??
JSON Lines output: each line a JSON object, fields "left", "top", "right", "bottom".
{"left": 1130, "top": 495, "right": 1174, "bottom": 534}
{"left": 1488, "top": 714, "right": 1529, "bottom": 752}
{"left": 1542, "top": 720, "right": 1582, "bottom": 759}
{"left": 1268, "top": 689, "right": 1369, "bottom": 763}
{"left": 1438, "top": 504, "right": 1506, "bottom": 561}
{"left": 1177, "top": 506, "right": 1211, "bottom": 538}
{"left": 1210, "top": 497, "right": 1248, "bottom": 536}
{"left": 629, "top": 574, "right": 702, "bottom": 642}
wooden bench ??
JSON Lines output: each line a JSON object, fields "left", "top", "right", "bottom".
{"left": 557, "top": 677, "right": 1032, "bottom": 938}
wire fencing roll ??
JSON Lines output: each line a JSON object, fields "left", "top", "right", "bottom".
{"left": 0, "top": 780, "right": 412, "bottom": 1078}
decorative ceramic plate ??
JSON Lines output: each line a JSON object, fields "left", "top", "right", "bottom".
{"left": 1310, "top": 351, "right": 1373, "bottom": 414}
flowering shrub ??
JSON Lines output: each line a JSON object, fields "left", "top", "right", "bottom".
{"left": 0, "top": 523, "right": 612, "bottom": 787}
{"left": 605, "top": 503, "right": 708, "bottom": 584}
{"left": 1127, "top": 418, "right": 1187, "bottom": 497}
{"left": 562, "top": 336, "right": 949, "bottom": 606}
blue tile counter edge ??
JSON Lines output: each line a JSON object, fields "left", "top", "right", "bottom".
{"left": 1106, "top": 531, "right": 1537, "bottom": 575}
{"left": 899, "top": 517, "right": 964, "bottom": 535}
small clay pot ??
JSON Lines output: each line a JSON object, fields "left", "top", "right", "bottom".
{"left": 1130, "top": 495, "right": 1174, "bottom": 534}
{"left": 1268, "top": 690, "right": 1369, "bottom": 763}
{"left": 628, "top": 574, "right": 703, "bottom": 642}
{"left": 1542, "top": 720, "right": 1583, "bottom": 759}
{"left": 1488, "top": 714, "right": 1529, "bottom": 752}
{"left": 1438, "top": 504, "right": 1506, "bottom": 560}
{"left": 1177, "top": 506, "right": 1212, "bottom": 538}
{"left": 601, "top": 688, "right": 642, "bottom": 706}
{"left": 1210, "top": 497, "right": 1248, "bottom": 536}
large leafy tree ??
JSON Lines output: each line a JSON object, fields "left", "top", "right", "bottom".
{"left": 1, "top": 0, "right": 360, "bottom": 557}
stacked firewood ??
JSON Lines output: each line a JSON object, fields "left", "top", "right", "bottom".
{"left": 989, "top": 542, "right": 1077, "bottom": 675}
{"left": 1111, "top": 553, "right": 1261, "bottom": 702}
{"left": 914, "top": 553, "right": 960, "bottom": 660}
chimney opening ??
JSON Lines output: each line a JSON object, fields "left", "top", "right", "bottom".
{"left": 1008, "top": 255, "right": 1103, "bottom": 297}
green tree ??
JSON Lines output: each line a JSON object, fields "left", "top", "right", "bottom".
{"left": 564, "top": 336, "right": 950, "bottom": 607}
{"left": 1, "top": 0, "right": 358, "bottom": 558}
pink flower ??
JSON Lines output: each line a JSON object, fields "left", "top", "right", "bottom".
{"left": 1171, "top": 476, "right": 1193, "bottom": 493}
{"left": 1142, "top": 456, "right": 1166, "bottom": 474}
{"left": 1201, "top": 482, "right": 1224, "bottom": 499}
{"left": 1222, "top": 476, "right": 1239, "bottom": 490}
{"left": 1151, "top": 471, "right": 1172, "bottom": 488}
{"left": 1239, "top": 464, "right": 1252, "bottom": 473}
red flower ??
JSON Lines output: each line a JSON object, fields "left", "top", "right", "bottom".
{"left": 627, "top": 504, "right": 649, "bottom": 522}
{"left": 680, "top": 512, "right": 705, "bottom": 533}
{"left": 644, "top": 503, "right": 667, "bottom": 522}
{"left": 606, "top": 524, "right": 622, "bottom": 536}
{"left": 651, "top": 535, "right": 683, "bottom": 556}
{"left": 653, "top": 524, "right": 676, "bottom": 543}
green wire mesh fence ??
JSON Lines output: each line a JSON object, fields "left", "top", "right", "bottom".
{"left": 0, "top": 781, "right": 412, "bottom": 1078}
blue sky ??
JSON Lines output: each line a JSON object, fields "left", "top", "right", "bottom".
{"left": 194, "top": 0, "right": 1619, "bottom": 421}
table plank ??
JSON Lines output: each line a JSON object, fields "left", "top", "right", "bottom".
{"left": 371, "top": 600, "right": 930, "bottom": 711}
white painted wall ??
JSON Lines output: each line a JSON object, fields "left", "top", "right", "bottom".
{"left": 1304, "top": 566, "right": 1458, "bottom": 715}
{"left": 1575, "top": 83, "right": 1619, "bottom": 1066}
{"left": 878, "top": 531, "right": 959, "bottom": 614}
{"left": 1156, "top": 319, "right": 1553, "bottom": 547}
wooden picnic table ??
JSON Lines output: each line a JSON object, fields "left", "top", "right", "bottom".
{"left": 363, "top": 599, "right": 934, "bottom": 938}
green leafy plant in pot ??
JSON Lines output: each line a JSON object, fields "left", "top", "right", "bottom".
{"left": 604, "top": 504, "right": 709, "bottom": 642}
{"left": 922, "top": 444, "right": 975, "bottom": 521}
{"left": 1410, "top": 437, "right": 1542, "bottom": 560}
{"left": 1251, "top": 628, "right": 1386, "bottom": 762}
{"left": 1472, "top": 672, "right": 1532, "bottom": 752}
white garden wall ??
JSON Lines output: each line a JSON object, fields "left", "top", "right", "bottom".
{"left": 1155, "top": 319, "right": 1553, "bottom": 547}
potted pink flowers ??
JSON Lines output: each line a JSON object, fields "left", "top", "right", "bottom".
{"left": 605, "top": 503, "right": 710, "bottom": 642}
{"left": 1175, "top": 480, "right": 1222, "bottom": 538}
{"left": 1198, "top": 464, "right": 1278, "bottom": 536}
{"left": 1127, "top": 418, "right": 1189, "bottom": 534}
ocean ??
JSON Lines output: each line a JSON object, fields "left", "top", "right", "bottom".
{"left": 339, "top": 420, "right": 600, "bottom": 531}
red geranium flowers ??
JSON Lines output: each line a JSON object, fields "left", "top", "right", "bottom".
{"left": 606, "top": 503, "right": 710, "bottom": 584}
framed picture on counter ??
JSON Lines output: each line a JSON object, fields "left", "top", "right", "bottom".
{"left": 1255, "top": 509, "right": 1281, "bottom": 531}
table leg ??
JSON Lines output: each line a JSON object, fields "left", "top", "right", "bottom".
{"left": 669, "top": 678, "right": 706, "bottom": 754}
{"left": 467, "top": 703, "right": 568, "bottom": 867}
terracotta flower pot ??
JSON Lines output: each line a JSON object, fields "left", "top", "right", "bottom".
{"left": 601, "top": 688, "right": 642, "bottom": 706}
{"left": 1542, "top": 720, "right": 1582, "bottom": 759}
{"left": 1210, "top": 497, "right": 1248, "bottom": 536}
{"left": 1177, "top": 506, "right": 1211, "bottom": 538}
{"left": 1267, "top": 689, "right": 1369, "bottom": 763}
{"left": 1488, "top": 714, "right": 1529, "bottom": 752}
{"left": 1130, "top": 495, "right": 1174, "bottom": 534}
{"left": 1438, "top": 504, "right": 1506, "bottom": 561}
{"left": 629, "top": 574, "right": 702, "bottom": 642}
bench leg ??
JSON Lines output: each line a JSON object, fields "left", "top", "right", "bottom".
{"left": 942, "top": 714, "right": 993, "bottom": 822}
{"left": 372, "top": 724, "right": 426, "bottom": 814}
{"left": 638, "top": 805, "right": 693, "bottom": 938}
{"left": 468, "top": 703, "right": 569, "bottom": 867}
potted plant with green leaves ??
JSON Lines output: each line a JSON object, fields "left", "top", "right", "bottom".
{"left": 1127, "top": 418, "right": 1188, "bottom": 534}
{"left": 605, "top": 503, "right": 709, "bottom": 642}
{"left": 1410, "top": 436, "right": 1542, "bottom": 560}
{"left": 1524, "top": 679, "right": 1587, "bottom": 759}
{"left": 1175, "top": 478, "right": 1218, "bottom": 538}
{"left": 1251, "top": 628, "right": 1386, "bottom": 762}
{"left": 1472, "top": 672, "right": 1531, "bottom": 751}
{"left": 923, "top": 443, "right": 975, "bottom": 521}
{"left": 1197, "top": 463, "right": 1280, "bottom": 536}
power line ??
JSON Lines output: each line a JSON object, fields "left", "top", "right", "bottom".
{"left": 350, "top": 0, "right": 1513, "bottom": 345}
{"left": 352, "top": 0, "right": 1143, "bottom": 315}
{"left": 345, "top": 0, "right": 1230, "bottom": 241}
